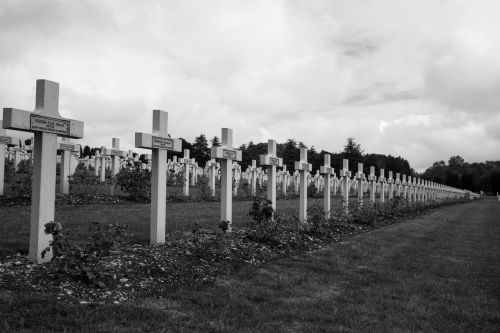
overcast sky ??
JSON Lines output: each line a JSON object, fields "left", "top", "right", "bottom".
{"left": 1, "top": 0, "right": 499, "bottom": 171}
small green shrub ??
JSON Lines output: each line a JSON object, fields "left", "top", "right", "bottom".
{"left": 115, "top": 163, "right": 151, "bottom": 202}
{"left": 68, "top": 167, "right": 101, "bottom": 196}
{"left": 248, "top": 197, "right": 274, "bottom": 225}
{"left": 8, "top": 160, "right": 33, "bottom": 197}
{"left": 197, "top": 174, "right": 212, "bottom": 199}
{"left": 42, "top": 221, "right": 128, "bottom": 287}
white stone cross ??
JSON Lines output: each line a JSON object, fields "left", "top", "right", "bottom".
{"left": 102, "top": 138, "right": 126, "bottom": 177}
{"left": 259, "top": 139, "right": 283, "bottom": 210}
{"left": 407, "top": 176, "right": 413, "bottom": 203}
{"left": 339, "top": 159, "right": 351, "bottom": 212}
{"left": 232, "top": 162, "right": 242, "bottom": 196}
{"left": 249, "top": 160, "right": 258, "bottom": 196}
{"left": 368, "top": 166, "right": 377, "bottom": 204}
{"left": 402, "top": 174, "right": 408, "bottom": 199}
{"left": 387, "top": 171, "right": 394, "bottom": 200}
{"left": 0, "top": 120, "right": 14, "bottom": 195}
{"left": 206, "top": 158, "right": 219, "bottom": 197}
{"left": 2, "top": 79, "right": 84, "bottom": 263}
{"left": 210, "top": 128, "right": 242, "bottom": 232}
{"left": 294, "top": 148, "right": 311, "bottom": 223}
{"left": 98, "top": 147, "right": 108, "bottom": 182}
{"left": 281, "top": 165, "right": 289, "bottom": 195}
{"left": 57, "top": 137, "right": 81, "bottom": 195}
{"left": 416, "top": 178, "right": 422, "bottom": 202}
{"left": 395, "top": 173, "right": 401, "bottom": 197}
{"left": 93, "top": 151, "right": 101, "bottom": 177}
{"left": 355, "top": 163, "right": 365, "bottom": 205}
{"left": 379, "top": 169, "right": 387, "bottom": 203}
{"left": 135, "top": 109, "right": 182, "bottom": 244}
{"left": 179, "top": 149, "right": 195, "bottom": 196}
{"left": 320, "top": 154, "right": 334, "bottom": 219}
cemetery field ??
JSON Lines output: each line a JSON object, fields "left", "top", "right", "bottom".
{"left": 0, "top": 197, "right": 340, "bottom": 259}
{"left": 1, "top": 200, "right": 499, "bottom": 331}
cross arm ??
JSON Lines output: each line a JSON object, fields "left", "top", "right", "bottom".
{"left": 210, "top": 146, "right": 242, "bottom": 161}
{"left": 320, "top": 165, "right": 334, "bottom": 175}
{"left": 3, "top": 108, "right": 84, "bottom": 138}
{"left": 259, "top": 155, "right": 283, "bottom": 167}
{"left": 294, "top": 161, "right": 312, "bottom": 172}
{"left": 135, "top": 132, "right": 182, "bottom": 152}
{"left": 57, "top": 142, "right": 81, "bottom": 152}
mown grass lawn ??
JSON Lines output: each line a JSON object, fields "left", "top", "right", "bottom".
{"left": 1, "top": 200, "right": 499, "bottom": 332}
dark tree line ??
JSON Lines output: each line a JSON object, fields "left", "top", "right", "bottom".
{"left": 422, "top": 156, "right": 500, "bottom": 193}
{"left": 236, "top": 137, "right": 413, "bottom": 177}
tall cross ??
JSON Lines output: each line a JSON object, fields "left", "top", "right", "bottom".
{"left": 402, "top": 175, "right": 408, "bottom": 200}
{"left": 281, "top": 164, "right": 289, "bottom": 195}
{"left": 294, "top": 148, "right": 311, "bottom": 223}
{"left": 98, "top": 147, "right": 107, "bottom": 182}
{"left": 407, "top": 176, "right": 413, "bottom": 203}
{"left": 135, "top": 109, "right": 182, "bottom": 244}
{"left": 320, "top": 154, "right": 334, "bottom": 219}
{"left": 179, "top": 149, "right": 195, "bottom": 196}
{"left": 210, "top": 128, "right": 242, "bottom": 232}
{"left": 379, "top": 169, "right": 387, "bottom": 203}
{"left": 339, "top": 159, "right": 351, "bottom": 212}
{"left": 206, "top": 158, "right": 219, "bottom": 197}
{"left": 368, "top": 166, "right": 377, "bottom": 204}
{"left": 387, "top": 171, "right": 394, "bottom": 200}
{"left": 355, "top": 163, "right": 365, "bottom": 205}
{"left": 0, "top": 120, "right": 14, "bottom": 195}
{"left": 103, "top": 138, "right": 126, "bottom": 176}
{"left": 259, "top": 139, "right": 283, "bottom": 210}
{"left": 232, "top": 162, "right": 242, "bottom": 196}
{"left": 249, "top": 160, "right": 257, "bottom": 196}
{"left": 2, "top": 79, "right": 84, "bottom": 263}
{"left": 57, "top": 137, "right": 80, "bottom": 195}
{"left": 395, "top": 173, "right": 401, "bottom": 197}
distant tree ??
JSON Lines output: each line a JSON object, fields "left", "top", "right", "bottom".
{"left": 308, "top": 146, "right": 321, "bottom": 172}
{"left": 448, "top": 155, "right": 465, "bottom": 175}
{"left": 281, "top": 139, "right": 299, "bottom": 172}
{"left": 490, "top": 169, "right": 500, "bottom": 194}
{"left": 343, "top": 137, "right": 363, "bottom": 156}
{"left": 210, "top": 136, "right": 221, "bottom": 147}
{"left": 171, "top": 138, "right": 193, "bottom": 160}
{"left": 342, "top": 137, "right": 363, "bottom": 172}
{"left": 445, "top": 172, "right": 460, "bottom": 188}
{"left": 422, "top": 160, "right": 447, "bottom": 184}
{"left": 461, "top": 172, "right": 478, "bottom": 191}
{"left": 82, "top": 145, "right": 91, "bottom": 158}
{"left": 192, "top": 134, "right": 210, "bottom": 167}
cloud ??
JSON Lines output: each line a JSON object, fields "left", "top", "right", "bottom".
{"left": 1, "top": 0, "right": 499, "bottom": 172}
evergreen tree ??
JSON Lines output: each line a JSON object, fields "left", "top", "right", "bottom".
{"left": 82, "top": 145, "right": 91, "bottom": 158}
{"left": 210, "top": 136, "right": 221, "bottom": 147}
{"left": 192, "top": 134, "right": 210, "bottom": 167}
{"left": 281, "top": 139, "right": 299, "bottom": 171}
{"left": 342, "top": 137, "right": 363, "bottom": 172}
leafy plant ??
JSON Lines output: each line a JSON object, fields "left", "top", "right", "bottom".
{"left": 42, "top": 221, "right": 129, "bottom": 287}
{"left": 68, "top": 167, "right": 101, "bottom": 196}
{"left": 8, "top": 159, "right": 33, "bottom": 197}
{"left": 248, "top": 197, "right": 275, "bottom": 225}
{"left": 197, "top": 174, "right": 212, "bottom": 199}
{"left": 219, "top": 220, "right": 230, "bottom": 233}
{"left": 115, "top": 162, "right": 151, "bottom": 202}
